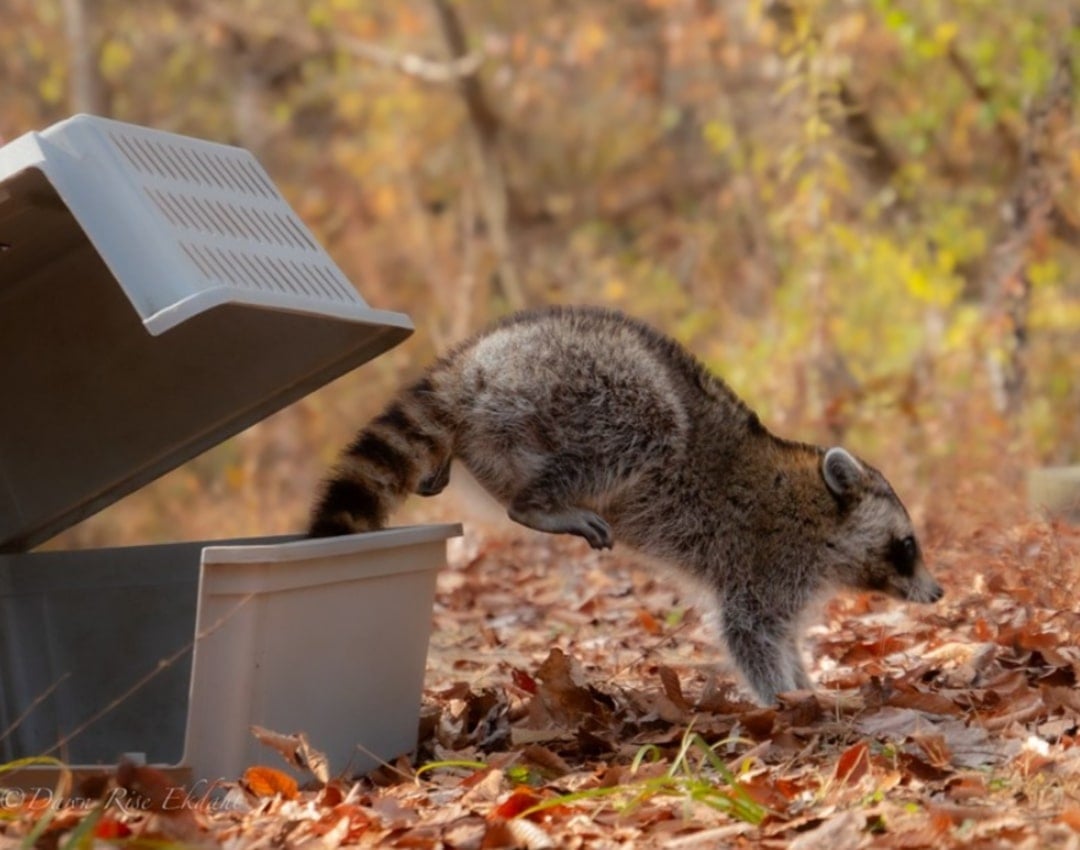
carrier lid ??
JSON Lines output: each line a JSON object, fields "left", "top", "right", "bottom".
{"left": 0, "top": 114, "right": 412, "bottom": 551}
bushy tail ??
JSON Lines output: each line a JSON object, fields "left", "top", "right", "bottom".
{"left": 308, "top": 376, "right": 455, "bottom": 537}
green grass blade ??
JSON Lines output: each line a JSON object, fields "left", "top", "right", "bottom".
{"left": 415, "top": 759, "right": 489, "bottom": 779}
{"left": 57, "top": 805, "right": 103, "bottom": 850}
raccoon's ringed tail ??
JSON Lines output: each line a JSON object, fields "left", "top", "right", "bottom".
{"left": 308, "top": 473, "right": 386, "bottom": 537}
{"left": 307, "top": 378, "right": 455, "bottom": 537}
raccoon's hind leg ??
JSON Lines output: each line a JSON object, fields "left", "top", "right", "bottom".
{"left": 509, "top": 502, "right": 613, "bottom": 550}
{"left": 505, "top": 456, "right": 614, "bottom": 550}
{"left": 786, "top": 636, "right": 812, "bottom": 691}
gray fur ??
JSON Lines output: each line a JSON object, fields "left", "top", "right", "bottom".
{"left": 309, "top": 306, "right": 943, "bottom": 704}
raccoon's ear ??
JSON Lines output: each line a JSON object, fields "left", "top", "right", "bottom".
{"left": 822, "top": 447, "right": 865, "bottom": 500}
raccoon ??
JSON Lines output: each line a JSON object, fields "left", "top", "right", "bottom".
{"left": 309, "top": 306, "right": 943, "bottom": 704}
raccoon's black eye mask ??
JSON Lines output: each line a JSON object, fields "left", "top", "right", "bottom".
{"left": 887, "top": 535, "right": 918, "bottom": 576}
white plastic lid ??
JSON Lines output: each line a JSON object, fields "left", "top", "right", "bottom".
{"left": 0, "top": 115, "right": 412, "bottom": 551}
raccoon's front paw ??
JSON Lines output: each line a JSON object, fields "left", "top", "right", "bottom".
{"left": 508, "top": 505, "right": 614, "bottom": 550}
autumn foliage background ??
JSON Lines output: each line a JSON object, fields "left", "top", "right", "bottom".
{"left": 3, "top": 0, "right": 1077, "bottom": 546}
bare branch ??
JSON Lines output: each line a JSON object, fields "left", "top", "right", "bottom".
{"left": 192, "top": 1, "right": 483, "bottom": 87}
{"left": 337, "top": 34, "right": 483, "bottom": 84}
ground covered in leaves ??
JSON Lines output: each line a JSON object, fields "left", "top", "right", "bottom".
{"left": 3, "top": 519, "right": 1080, "bottom": 848}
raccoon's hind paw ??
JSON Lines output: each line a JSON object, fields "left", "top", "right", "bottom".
{"left": 508, "top": 505, "right": 614, "bottom": 550}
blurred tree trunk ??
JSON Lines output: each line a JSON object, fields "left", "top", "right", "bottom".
{"left": 429, "top": 0, "right": 525, "bottom": 311}
{"left": 983, "top": 46, "right": 1073, "bottom": 420}
{"left": 61, "top": 0, "right": 109, "bottom": 115}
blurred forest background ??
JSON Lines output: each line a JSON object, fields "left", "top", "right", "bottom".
{"left": 4, "top": 0, "right": 1078, "bottom": 547}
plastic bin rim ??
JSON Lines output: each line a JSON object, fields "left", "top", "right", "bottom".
{"left": 200, "top": 523, "right": 463, "bottom": 564}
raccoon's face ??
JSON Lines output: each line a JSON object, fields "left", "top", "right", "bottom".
{"left": 820, "top": 448, "right": 943, "bottom": 604}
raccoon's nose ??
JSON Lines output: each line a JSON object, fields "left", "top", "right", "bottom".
{"left": 927, "top": 582, "right": 944, "bottom": 603}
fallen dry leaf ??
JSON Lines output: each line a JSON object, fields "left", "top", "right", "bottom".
{"left": 242, "top": 766, "right": 300, "bottom": 800}
{"left": 1057, "top": 806, "right": 1080, "bottom": 833}
{"left": 488, "top": 786, "right": 545, "bottom": 821}
{"left": 787, "top": 810, "right": 863, "bottom": 850}
{"left": 833, "top": 741, "right": 870, "bottom": 785}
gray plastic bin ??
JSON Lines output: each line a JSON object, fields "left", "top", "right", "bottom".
{"left": 0, "top": 115, "right": 459, "bottom": 782}
{"left": 0, "top": 527, "right": 459, "bottom": 781}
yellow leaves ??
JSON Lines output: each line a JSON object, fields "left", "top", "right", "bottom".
{"left": 307, "top": 5, "right": 332, "bottom": 29}
{"left": 1030, "top": 289, "right": 1080, "bottom": 333}
{"left": 602, "top": 277, "right": 627, "bottom": 302}
{"left": 933, "top": 21, "right": 959, "bottom": 49}
{"left": 881, "top": 5, "right": 959, "bottom": 57}
{"left": 703, "top": 120, "right": 736, "bottom": 157}
{"left": 1027, "top": 258, "right": 1061, "bottom": 289}
{"left": 903, "top": 262, "right": 961, "bottom": 309}
{"left": 852, "top": 235, "right": 961, "bottom": 309}
{"left": 100, "top": 39, "right": 134, "bottom": 80}
{"left": 336, "top": 90, "right": 366, "bottom": 123}
{"left": 903, "top": 267, "right": 934, "bottom": 302}
{"left": 38, "top": 72, "right": 63, "bottom": 105}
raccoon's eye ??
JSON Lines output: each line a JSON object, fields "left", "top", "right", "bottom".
{"left": 887, "top": 535, "right": 918, "bottom": 577}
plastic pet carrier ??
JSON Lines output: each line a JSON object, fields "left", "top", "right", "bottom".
{"left": 0, "top": 115, "right": 459, "bottom": 784}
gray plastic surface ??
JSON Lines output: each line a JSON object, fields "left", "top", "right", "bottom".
{"left": 0, "top": 540, "right": 205, "bottom": 765}
{"left": 0, "top": 116, "right": 413, "bottom": 551}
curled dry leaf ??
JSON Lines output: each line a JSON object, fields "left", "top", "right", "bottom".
{"left": 657, "top": 665, "right": 692, "bottom": 711}
{"left": 250, "top": 725, "right": 330, "bottom": 783}
{"left": 911, "top": 732, "right": 952, "bottom": 769}
{"left": 534, "top": 648, "right": 610, "bottom": 725}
